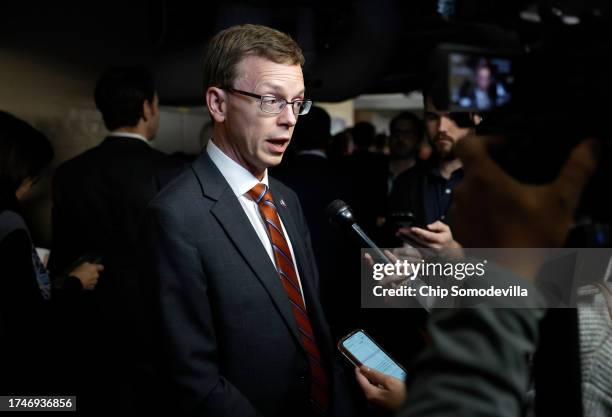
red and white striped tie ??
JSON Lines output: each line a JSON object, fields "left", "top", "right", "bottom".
{"left": 249, "top": 183, "right": 330, "bottom": 415}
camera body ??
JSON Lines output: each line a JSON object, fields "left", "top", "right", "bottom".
{"left": 425, "top": 37, "right": 611, "bottom": 238}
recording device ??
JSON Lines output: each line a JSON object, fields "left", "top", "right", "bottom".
{"left": 428, "top": 38, "right": 611, "bottom": 230}
{"left": 388, "top": 211, "right": 424, "bottom": 230}
{"left": 73, "top": 251, "right": 105, "bottom": 266}
{"left": 338, "top": 329, "right": 407, "bottom": 380}
{"left": 326, "top": 199, "right": 391, "bottom": 264}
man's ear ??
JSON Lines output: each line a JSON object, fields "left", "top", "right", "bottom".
{"left": 206, "top": 87, "right": 227, "bottom": 123}
{"left": 142, "top": 99, "right": 153, "bottom": 122}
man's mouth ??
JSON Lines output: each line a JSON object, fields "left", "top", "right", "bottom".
{"left": 435, "top": 135, "right": 453, "bottom": 144}
{"left": 265, "top": 138, "right": 290, "bottom": 154}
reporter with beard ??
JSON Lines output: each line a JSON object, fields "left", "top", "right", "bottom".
{"left": 388, "top": 93, "right": 481, "bottom": 250}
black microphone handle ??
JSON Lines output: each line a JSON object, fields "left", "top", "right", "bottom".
{"left": 351, "top": 223, "right": 392, "bottom": 264}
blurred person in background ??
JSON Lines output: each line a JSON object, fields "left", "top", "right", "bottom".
{"left": 388, "top": 111, "right": 424, "bottom": 187}
{"left": 328, "top": 128, "right": 354, "bottom": 161}
{"left": 0, "top": 111, "right": 103, "bottom": 395}
{"left": 341, "top": 121, "right": 389, "bottom": 236}
{"left": 48, "top": 66, "right": 184, "bottom": 414}
{"left": 373, "top": 133, "right": 390, "bottom": 155}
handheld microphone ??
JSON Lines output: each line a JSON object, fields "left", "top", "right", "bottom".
{"left": 326, "top": 199, "right": 391, "bottom": 264}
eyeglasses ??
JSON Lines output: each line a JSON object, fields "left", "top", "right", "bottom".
{"left": 225, "top": 88, "right": 312, "bottom": 116}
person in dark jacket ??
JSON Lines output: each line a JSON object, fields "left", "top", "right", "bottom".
{"left": 47, "top": 66, "right": 185, "bottom": 414}
{"left": 340, "top": 122, "right": 389, "bottom": 238}
{"left": 0, "top": 111, "right": 103, "bottom": 396}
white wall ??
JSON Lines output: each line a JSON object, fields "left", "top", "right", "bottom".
{"left": 156, "top": 106, "right": 211, "bottom": 156}
{"left": 0, "top": 47, "right": 210, "bottom": 245}
{"left": 0, "top": 47, "right": 101, "bottom": 244}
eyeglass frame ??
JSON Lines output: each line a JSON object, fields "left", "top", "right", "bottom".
{"left": 224, "top": 87, "right": 312, "bottom": 116}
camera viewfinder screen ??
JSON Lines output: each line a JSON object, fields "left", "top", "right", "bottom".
{"left": 449, "top": 52, "right": 513, "bottom": 111}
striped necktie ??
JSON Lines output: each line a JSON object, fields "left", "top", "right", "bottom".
{"left": 248, "top": 183, "right": 330, "bottom": 415}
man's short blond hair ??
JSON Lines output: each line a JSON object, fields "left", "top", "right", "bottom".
{"left": 202, "top": 24, "right": 305, "bottom": 92}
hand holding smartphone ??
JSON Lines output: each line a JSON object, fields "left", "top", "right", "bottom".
{"left": 338, "top": 329, "right": 406, "bottom": 380}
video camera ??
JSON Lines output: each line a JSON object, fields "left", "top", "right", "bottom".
{"left": 429, "top": 44, "right": 518, "bottom": 115}
{"left": 425, "top": 14, "right": 611, "bottom": 243}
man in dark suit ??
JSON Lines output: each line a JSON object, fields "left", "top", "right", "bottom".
{"left": 340, "top": 122, "right": 389, "bottom": 238}
{"left": 141, "top": 24, "right": 355, "bottom": 417}
{"left": 48, "top": 66, "right": 184, "bottom": 414}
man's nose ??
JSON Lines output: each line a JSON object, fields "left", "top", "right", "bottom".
{"left": 278, "top": 103, "right": 297, "bottom": 127}
{"left": 439, "top": 115, "right": 452, "bottom": 132}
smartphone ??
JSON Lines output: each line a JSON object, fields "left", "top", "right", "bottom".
{"left": 388, "top": 211, "right": 420, "bottom": 229}
{"left": 59, "top": 251, "right": 105, "bottom": 283}
{"left": 338, "top": 329, "right": 407, "bottom": 380}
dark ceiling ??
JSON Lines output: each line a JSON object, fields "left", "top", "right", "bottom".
{"left": 2, "top": 0, "right": 609, "bottom": 105}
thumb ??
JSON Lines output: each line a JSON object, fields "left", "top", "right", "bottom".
{"left": 552, "top": 139, "right": 600, "bottom": 214}
{"left": 355, "top": 367, "right": 370, "bottom": 386}
{"left": 426, "top": 221, "right": 446, "bottom": 232}
{"left": 360, "top": 366, "right": 389, "bottom": 387}
{"left": 96, "top": 264, "right": 105, "bottom": 271}
{"left": 364, "top": 253, "right": 374, "bottom": 268}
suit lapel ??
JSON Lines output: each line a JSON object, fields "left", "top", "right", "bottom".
{"left": 192, "top": 155, "right": 304, "bottom": 349}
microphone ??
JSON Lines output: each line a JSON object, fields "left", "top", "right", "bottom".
{"left": 326, "top": 199, "right": 391, "bottom": 264}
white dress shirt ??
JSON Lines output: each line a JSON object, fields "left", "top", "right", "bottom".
{"left": 206, "top": 140, "right": 306, "bottom": 301}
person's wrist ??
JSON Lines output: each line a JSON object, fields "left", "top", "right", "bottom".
{"left": 448, "top": 239, "right": 462, "bottom": 249}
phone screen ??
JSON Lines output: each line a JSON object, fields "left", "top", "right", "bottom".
{"left": 341, "top": 330, "right": 406, "bottom": 380}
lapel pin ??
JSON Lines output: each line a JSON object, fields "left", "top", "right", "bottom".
{"left": 280, "top": 199, "right": 287, "bottom": 208}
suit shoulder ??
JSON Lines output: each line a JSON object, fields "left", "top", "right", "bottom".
{"left": 0, "top": 210, "right": 28, "bottom": 241}
{"left": 148, "top": 146, "right": 173, "bottom": 158}
{"left": 148, "top": 166, "right": 201, "bottom": 210}
{"left": 54, "top": 145, "right": 101, "bottom": 174}
{"left": 145, "top": 146, "right": 182, "bottom": 164}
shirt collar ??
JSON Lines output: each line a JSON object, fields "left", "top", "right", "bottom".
{"left": 107, "top": 132, "right": 150, "bottom": 145}
{"left": 427, "top": 165, "right": 464, "bottom": 181}
{"left": 206, "top": 139, "right": 268, "bottom": 198}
